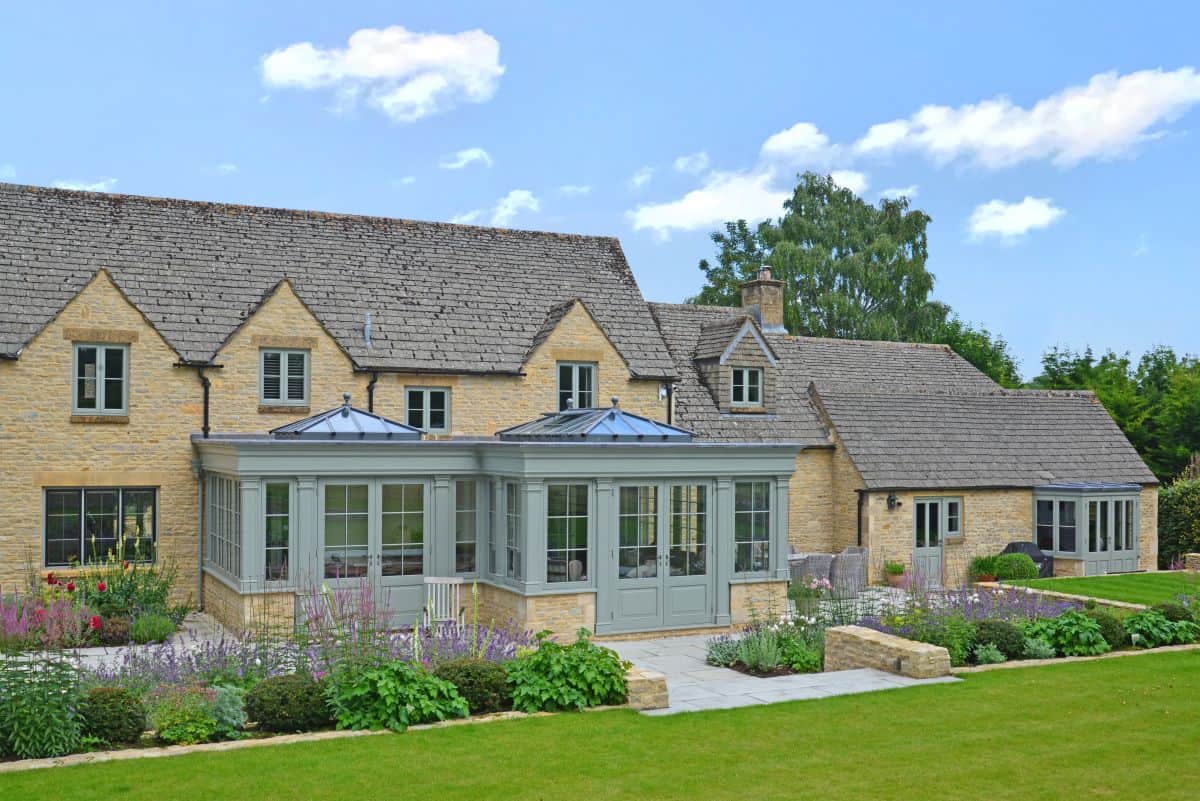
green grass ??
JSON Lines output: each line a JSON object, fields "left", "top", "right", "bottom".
{"left": 1010, "top": 571, "right": 1200, "bottom": 606}
{"left": 5, "top": 652, "right": 1200, "bottom": 800}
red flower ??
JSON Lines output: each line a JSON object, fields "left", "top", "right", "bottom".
{"left": 46, "top": 572, "right": 57, "bottom": 585}
{"left": 96, "top": 581, "right": 107, "bottom": 592}
{"left": 66, "top": 581, "right": 76, "bottom": 592}
{"left": 35, "top": 608, "right": 46, "bottom": 622}
{"left": 122, "top": 561, "right": 130, "bottom": 570}
{"left": 90, "top": 615, "right": 102, "bottom": 631}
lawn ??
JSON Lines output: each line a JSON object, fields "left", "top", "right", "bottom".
{"left": 1010, "top": 570, "right": 1200, "bottom": 606}
{"left": 5, "top": 652, "right": 1200, "bottom": 800}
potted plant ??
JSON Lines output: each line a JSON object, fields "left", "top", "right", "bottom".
{"left": 883, "top": 560, "right": 907, "bottom": 588}
{"left": 788, "top": 576, "right": 832, "bottom": 618}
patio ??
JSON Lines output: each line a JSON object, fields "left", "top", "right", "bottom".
{"left": 605, "top": 633, "right": 958, "bottom": 714}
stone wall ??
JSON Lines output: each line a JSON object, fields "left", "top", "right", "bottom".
{"left": 730, "top": 579, "right": 788, "bottom": 624}
{"left": 202, "top": 573, "right": 295, "bottom": 634}
{"left": 624, "top": 666, "right": 669, "bottom": 710}
{"left": 1186, "top": 554, "right": 1200, "bottom": 571}
{"left": 473, "top": 581, "right": 595, "bottom": 639}
{"left": 829, "top": 433, "right": 866, "bottom": 554}
{"left": 789, "top": 448, "right": 835, "bottom": 552}
{"left": 1139, "top": 486, "right": 1158, "bottom": 573}
{"left": 1053, "top": 558, "right": 1086, "bottom": 578}
{"left": 824, "top": 624, "right": 951, "bottom": 679}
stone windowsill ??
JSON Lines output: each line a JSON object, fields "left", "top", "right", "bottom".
{"left": 70, "top": 414, "right": 129, "bottom": 424}
{"left": 258, "top": 404, "right": 310, "bottom": 415}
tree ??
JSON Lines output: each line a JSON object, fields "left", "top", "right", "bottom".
{"left": 691, "top": 172, "right": 1018, "bottom": 384}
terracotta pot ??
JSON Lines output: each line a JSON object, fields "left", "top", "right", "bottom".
{"left": 976, "top": 573, "right": 997, "bottom": 583}
{"left": 885, "top": 573, "right": 906, "bottom": 589}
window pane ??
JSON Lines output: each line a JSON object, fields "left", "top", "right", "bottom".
{"left": 1036, "top": 500, "right": 1054, "bottom": 551}
{"left": 262, "top": 351, "right": 282, "bottom": 400}
{"left": 1124, "top": 500, "right": 1134, "bottom": 550}
{"left": 45, "top": 489, "right": 82, "bottom": 567}
{"left": 577, "top": 366, "right": 593, "bottom": 407}
{"left": 76, "top": 346, "right": 98, "bottom": 409}
{"left": 558, "top": 364, "right": 574, "bottom": 410}
{"left": 429, "top": 407, "right": 445, "bottom": 430}
{"left": 266, "top": 483, "right": 289, "bottom": 516}
{"left": 1088, "top": 502, "right": 1098, "bottom": 552}
{"left": 1059, "top": 501, "right": 1077, "bottom": 552}
{"left": 1098, "top": 500, "right": 1109, "bottom": 551}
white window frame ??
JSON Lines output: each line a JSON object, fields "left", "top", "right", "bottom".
{"left": 914, "top": 496, "right": 963, "bottom": 546}
{"left": 260, "top": 348, "right": 309, "bottom": 406}
{"left": 72, "top": 343, "right": 129, "bottom": 415}
{"left": 731, "top": 367, "right": 763, "bottom": 407}
{"left": 405, "top": 387, "right": 451, "bottom": 433}
{"left": 557, "top": 362, "right": 596, "bottom": 411}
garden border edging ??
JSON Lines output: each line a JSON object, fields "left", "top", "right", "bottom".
{"left": 952, "top": 641, "right": 1200, "bottom": 674}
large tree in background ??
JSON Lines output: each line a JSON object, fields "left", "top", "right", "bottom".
{"left": 691, "top": 172, "right": 1021, "bottom": 386}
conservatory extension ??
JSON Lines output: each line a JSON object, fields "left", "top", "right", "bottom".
{"left": 193, "top": 397, "right": 800, "bottom": 636}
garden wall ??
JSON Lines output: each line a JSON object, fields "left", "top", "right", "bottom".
{"left": 824, "top": 624, "right": 951, "bottom": 679}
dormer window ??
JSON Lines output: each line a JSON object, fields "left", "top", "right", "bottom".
{"left": 557, "top": 362, "right": 595, "bottom": 410}
{"left": 731, "top": 367, "right": 762, "bottom": 407}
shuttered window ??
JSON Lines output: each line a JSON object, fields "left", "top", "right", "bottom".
{"left": 261, "top": 349, "right": 308, "bottom": 405}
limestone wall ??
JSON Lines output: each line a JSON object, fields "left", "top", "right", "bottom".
{"left": 824, "top": 624, "right": 951, "bottom": 678}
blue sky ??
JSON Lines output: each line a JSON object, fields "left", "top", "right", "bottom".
{"left": 1, "top": 2, "right": 1198, "bottom": 378}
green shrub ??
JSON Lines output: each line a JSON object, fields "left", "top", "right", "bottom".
{"left": 1158, "top": 478, "right": 1200, "bottom": 569}
{"left": 97, "top": 617, "right": 131, "bottom": 647}
{"left": 993, "top": 553, "right": 1039, "bottom": 581}
{"left": 508, "top": 630, "right": 630, "bottom": 713}
{"left": 325, "top": 660, "right": 467, "bottom": 731}
{"left": 1024, "top": 611, "right": 1110, "bottom": 657}
{"left": 968, "top": 555, "right": 999, "bottom": 581}
{"left": 433, "top": 658, "right": 511, "bottom": 715}
{"left": 0, "top": 656, "right": 82, "bottom": 759}
{"left": 883, "top": 560, "right": 906, "bottom": 576}
{"left": 779, "top": 635, "right": 822, "bottom": 673}
{"left": 705, "top": 635, "right": 739, "bottom": 667}
{"left": 212, "top": 685, "right": 247, "bottom": 738}
{"left": 737, "top": 628, "right": 782, "bottom": 672}
{"left": 130, "top": 612, "right": 175, "bottom": 645}
{"left": 245, "top": 674, "right": 333, "bottom": 733}
{"left": 1022, "top": 637, "right": 1056, "bottom": 660}
{"left": 973, "top": 619, "right": 1024, "bottom": 659}
{"left": 1125, "top": 609, "right": 1200, "bottom": 648}
{"left": 973, "top": 643, "right": 1006, "bottom": 665}
{"left": 1152, "top": 602, "right": 1194, "bottom": 623}
{"left": 1086, "top": 609, "right": 1127, "bottom": 650}
{"left": 148, "top": 685, "right": 218, "bottom": 745}
{"left": 78, "top": 686, "right": 146, "bottom": 746}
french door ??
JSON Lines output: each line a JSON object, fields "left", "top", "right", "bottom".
{"left": 320, "top": 479, "right": 430, "bottom": 624}
{"left": 611, "top": 482, "right": 713, "bottom": 631}
{"left": 913, "top": 499, "right": 947, "bottom": 587}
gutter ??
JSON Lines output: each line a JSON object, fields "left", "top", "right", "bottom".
{"left": 173, "top": 361, "right": 222, "bottom": 438}
{"left": 856, "top": 489, "right": 865, "bottom": 547}
{"left": 366, "top": 371, "right": 379, "bottom": 412}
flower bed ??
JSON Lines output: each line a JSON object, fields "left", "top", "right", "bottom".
{"left": 0, "top": 582, "right": 631, "bottom": 763}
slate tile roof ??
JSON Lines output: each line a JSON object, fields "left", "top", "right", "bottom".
{"left": 811, "top": 386, "right": 1158, "bottom": 488}
{"left": 693, "top": 315, "right": 753, "bottom": 361}
{"left": 0, "top": 183, "right": 676, "bottom": 377}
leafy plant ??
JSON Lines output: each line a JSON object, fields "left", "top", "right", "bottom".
{"left": 1022, "top": 637, "right": 1056, "bottom": 660}
{"left": 1085, "top": 609, "right": 1127, "bottom": 650}
{"left": 884, "top": 560, "right": 906, "bottom": 576}
{"left": 973, "top": 643, "right": 1006, "bottom": 665}
{"left": 779, "top": 635, "right": 822, "bottom": 673}
{"left": 1023, "top": 611, "right": 1110, "bottom": 657}
{"left": 325, "top": 660, "right": 467, "bottom": 731}
{"left": 212, "top": 685, "right": 247, "bottom": 738}
{"left": 1125, "top": 609, "right": 1200, "bottom": 648}
{"left": 507, "top": 630, "right": 630, "bottom": 713}
{"left": 97, "top": 616, "right": 131, "bottom": 647}
{"left": 789, "top": 576, "right": 833, "bottom": 601}
{"left": 432, "top": 658, "right": 511, "bottom": 715}
{"left": 973, "top": 619, "right": 1024, "bottom": 659}
{"left": 968, "top": 555, "right": 999, "bottom": 581}
{"left": 993, "top": 553, "right": 1039, "bottom": 581}
{"left": 148, "top": 685, "right": 218, "bottom": 745}
{"left": 1152, "top": 602, "right": 1194, "bottom": 623}
{"left": 705, "top": 635, "right": 739, "bottom": 667}
{"left": 245, "top": 673, "right": 332, "bottom": 733}
{"left": 77, "top": 686, "right": 146, "bottom": 746}
{"left": 131, "top": 612, "right": 176, "bottom": 644}
{"left": 0, "top": 655, "right": 83, "bottom": 758}
{"left": 737, "top": 627, "right": 782, "bottom": 672}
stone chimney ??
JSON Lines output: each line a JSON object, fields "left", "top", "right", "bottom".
{"left": 740, "top": 266, "right": 786, "bottom": 333}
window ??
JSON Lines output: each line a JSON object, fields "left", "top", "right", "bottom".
{"left": 547, "top": 484, "right": 588, "bottom": 583}
{"left": 264, "top": 482, "right": 290, "bottom": 581}
{"left": 261, "top": 349, "right": 308, "bottom": 405}
{"left": 324, "top": 484, "right": 368, "bottom": 579}
{"left": 618, "top": 485, "right": 658, "bottom": 580}
{"left": 669, "top": 485, "right": 707, "bottom": 576}
{"left": 914, "top": 497, "right": 962, "bottom": 549}
{"left": 1085, "top": 498, "right": 1137, "bottom": 554}
{"left": 505, "top": 482, "right": 522, "bottom": 580}
{"left": 381, "top": 483, "right": 424, "bottom": 576}
{"left": 455, "top": 480, "right": 478, "bottom": 574}
{"left": 73, "top": 344, "right": 127, "bottom": 414}
{"left": 731, "top": 367, "right": 762, "bottom": 407}
{"left": 406, "top": 388, "right": 449, "bottom": 433}
{"left": 45, "top": 487, "right": 155, "bottom": 567}
{"left": 557, "top": 362, "right": 595, "bottom": 410}
{"left": 489, "top": 481, "right": 501, "bottom": 575}
{"left": 734, "top": 481, "right": 771, "bottom": 573}
{"left": 1122, "top": 499, "right": 1135, "bottom": 551}
{"left": 206, "top": 475, "right": 240, "bottom": 576}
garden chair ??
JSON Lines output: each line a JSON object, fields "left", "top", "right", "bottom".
{"left": 423, "top": 576, "right": 465, "bottom": 628}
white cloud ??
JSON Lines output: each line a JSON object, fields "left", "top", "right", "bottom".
{"left": 216, "top": 163, "right": 238, "bottom": 174}
{"left": 879, "top": 184, "right": 919, "bottom": 200}
{"left": 1133, "top": 233, "right": 1149, "bottom": 257}
{"left": 673, "top": 151, "right": 710, "bottom": 174}
{"left": 628, "top": 166, "right": 654, "bottom": 190}
{"left": 53, "top": 178, "right": 118, "bottom": 192}
{"left": 559, "top": 184, "right": 591, "bottom": 195}
{"left": 854, "top": 68, "right": 1200, "bottom": 168}
{"left": 829, "top": 170, "right": 868, "bottom": 195}
{"left": 491, "top": 189, "right": 539, "bottom": 226}
{"left": 628, "top": 170, "right": 787, "bottom": 239}
{"left": 760, "top": 122, "right": 837, "bottom": 165}
{"left": 968, "top": 196, "right": 1065, "bottom": 240}
{"left": 450, "top": 209, "right": 482, "bottom": 225}
{"left": 439, "top": 147, "right": 492, "bottom": 169}
{"left": 261, "top": 25, "right": 504, "bottom": 123}
{"left": 0, "top": 164, "right": 14, "bottom": 179}
{"left": 391, "top": 176, "right": 417, "bottom": 187}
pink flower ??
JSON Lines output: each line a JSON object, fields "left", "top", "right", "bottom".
{"left": 90, "top": 615, "right": 102, "bottom": 630}
{"left": 66, "top": 581, "right": 76, "bottom": 592}
{"left": 96, "top": 581, "right": 106, "bottom": 592}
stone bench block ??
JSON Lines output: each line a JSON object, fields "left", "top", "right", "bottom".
{"left": 824, "top": 624, "right": 951, "bottom": 679}
{"left": 625, "top": 666, "right": 669, "bottom": 710}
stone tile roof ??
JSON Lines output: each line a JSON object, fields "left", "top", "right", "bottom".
{"left": 811, "top": 386, "right": 1158, "bottom": 488}
{"left": 693, "top": 315, "right": 753, "bottom": 361}
{"left": 0, "top": 183, "right": 675, "bottom": 377}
